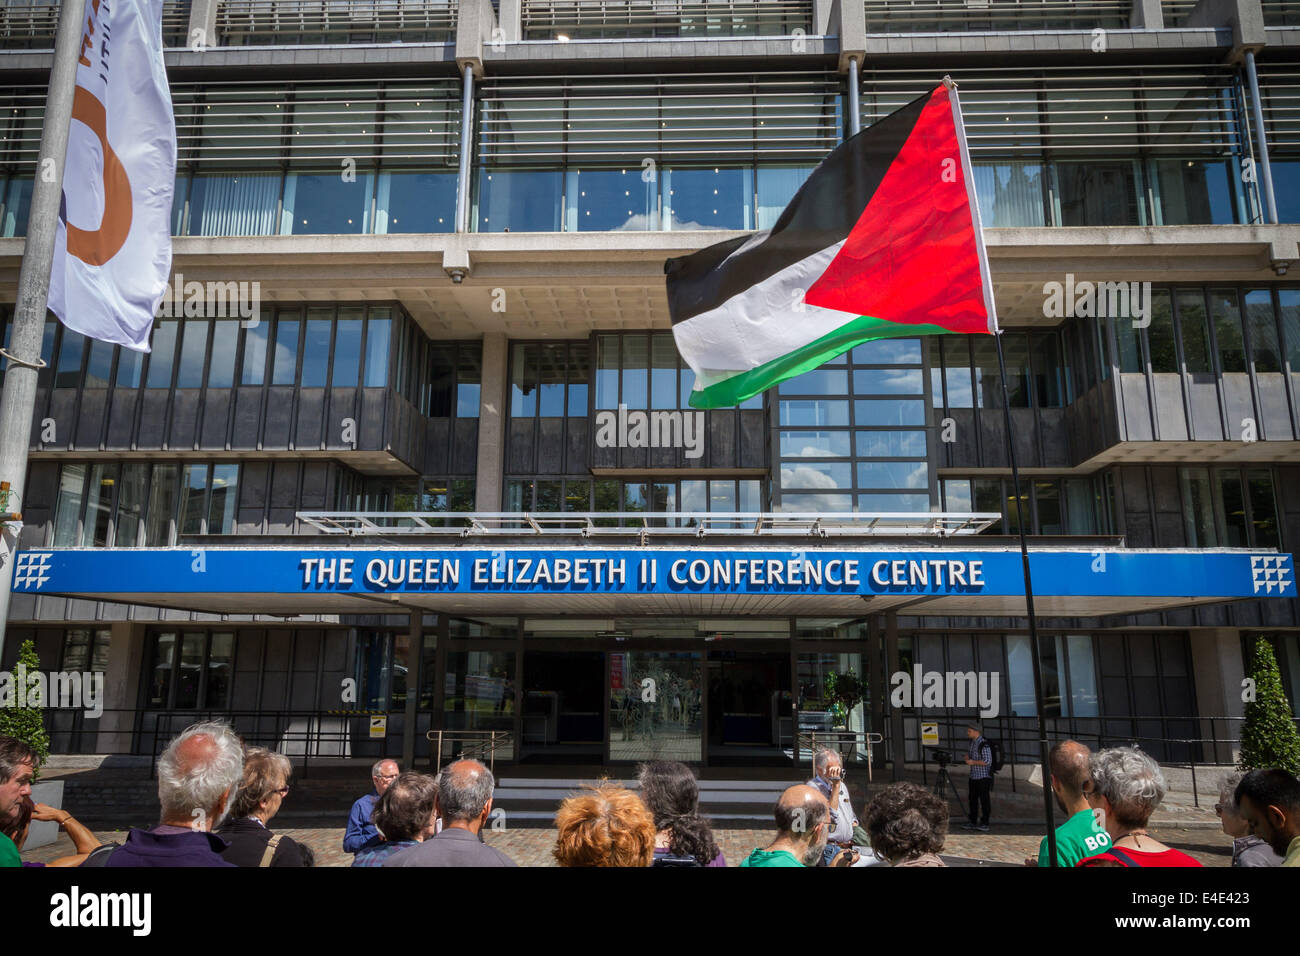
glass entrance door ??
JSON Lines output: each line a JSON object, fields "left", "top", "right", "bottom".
{"left": 706, "top": 650, "right": 792, "bottom": 766}
{"left": 520, "top": 650, "right": 605, "bottom": 764}
{"left": 608, "top": 650, "right": 703, "bottom": 762}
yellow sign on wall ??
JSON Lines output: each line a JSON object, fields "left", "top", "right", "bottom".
{"left": 921, "top": 722, "right": 939, "bottom": 746}
{"left": 369, "top": 716, "right": 387, "bottom": 739}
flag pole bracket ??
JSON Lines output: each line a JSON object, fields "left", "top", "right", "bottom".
{"left": 0, "top": 348, "right": 47, "bottom": 371}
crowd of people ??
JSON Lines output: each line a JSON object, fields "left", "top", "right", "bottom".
{"left": 2, "top": 721, "right": 1298, "bottom": 868}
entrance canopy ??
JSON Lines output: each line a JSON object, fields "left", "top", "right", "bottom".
{"left": 12, "top": 510, "right": 1294, "bottom": 618}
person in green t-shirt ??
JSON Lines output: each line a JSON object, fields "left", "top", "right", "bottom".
{"left": 1025, "top": 740, "right": 1110, "bottom": 868}
{"left": 0, "top": 832, "right": 20, "bottom": 868}
{"left": 740, "top": 785, "right": 830, "bottom": 867}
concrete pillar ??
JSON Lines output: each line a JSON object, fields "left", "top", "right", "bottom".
{"left": 1189, "top": 627, "right": 1246, "bottom": 765}
{"left": 834, "top": 0, "right": 867, "bottom": 72}
{"left": 475, "top": 331, "right": 508, "bottom": 512}
{"left": 401, "top": 611, "right": 422, "bottom": 768}
{"left": 1184, "top": 0, "right": 1267, "bottom": 61}
{"left": 498, "top": 0, "right": 523, "bottom": 43}
{"left": 456, "top": 0, "right": 496, "bottom": 75}
{"left": 94, "top": 622, "right": 147, "bottom": 755}
{"left": 1130, "top": 0, "right": 1164, "bottom": 29}
{"left": 188, "top": 0, "right": 220, "bottom": 49}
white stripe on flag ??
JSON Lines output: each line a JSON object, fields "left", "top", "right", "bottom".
{"left": 672, "top": 240, "right": 859, "bottom": 390}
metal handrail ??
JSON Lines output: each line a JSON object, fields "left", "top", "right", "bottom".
{"left": 295, "top": 510, "right": 1003, "bottom": 537}
{"left": 427, "top": 729, "right": 515, "bottom": 773}
{"left": 798, "top": 728, "right": 885, "bottom": 782}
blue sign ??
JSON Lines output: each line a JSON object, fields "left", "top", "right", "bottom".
{"left": 10, "top": 547, "right": 1296, "bottom": 599}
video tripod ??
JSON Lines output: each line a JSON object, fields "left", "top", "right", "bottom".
{"left": 929, "top": 748, "right": 967, "bottom": 818}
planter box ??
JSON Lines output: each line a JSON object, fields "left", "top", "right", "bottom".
{"left": 25, "top": 780, "right": 65, "bottom": 850}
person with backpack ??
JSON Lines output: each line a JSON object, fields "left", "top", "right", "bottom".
{"left": 961, "top": 719, "right": 994, "bottom": 832}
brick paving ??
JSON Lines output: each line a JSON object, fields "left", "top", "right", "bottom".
{"left": 21, "top": 821, "right": 1234, "bottom": 867}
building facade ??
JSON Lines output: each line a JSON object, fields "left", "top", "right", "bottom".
{"left": 1, "top": 0, "right": 1298, "bottom": 771}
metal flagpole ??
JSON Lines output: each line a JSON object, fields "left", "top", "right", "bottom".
{"left": 945, "top": 75, "right": 1059, "bottom": 865}
{"left": 0, "top": 0, "right": 84, "bottom": 660}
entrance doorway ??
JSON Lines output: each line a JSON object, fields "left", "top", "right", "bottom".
{"left": 706, "top": 650, "right": 792, "bottom": 766}
{"left": 519, "top": 650, "right": 605, "bottom": 764}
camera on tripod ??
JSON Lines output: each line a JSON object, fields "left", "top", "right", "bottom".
{"left": 929, "top": 747, "right": 955, "bottom": 766}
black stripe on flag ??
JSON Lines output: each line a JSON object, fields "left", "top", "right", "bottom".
{"left": 663, "top": 89, "right": 932, "bottom": 325}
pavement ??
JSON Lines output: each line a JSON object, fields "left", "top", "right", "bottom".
{"left": 21, "top": 819, "right": 1235, "bottom": 868}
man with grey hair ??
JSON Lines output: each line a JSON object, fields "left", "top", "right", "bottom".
{"left": 105, "top": 720, "right": 244, "bottom": 867}
{"left": 384, "top": 760, "right": 516, "bottom": 867}
{"left": 1217, "top": 770, "right": 1283, "bottom": 866}
{"left": 807, "top": 748, "right": 861, "bottom": 866}
{"left": 1077, "top": 746, "right": 1200, "bottom": 867}
{"left": 344, "top": 758, "right": 399, "bottom": 854}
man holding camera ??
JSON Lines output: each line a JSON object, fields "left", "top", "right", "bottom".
{"left": 962, "top": 720, "right": 993, "bottom": 832}
{"left": 808, "top": 748, "right": 861, "bottom": 866}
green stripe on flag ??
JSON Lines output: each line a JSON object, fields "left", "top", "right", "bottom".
{"left": 687, "top": 315, "right": 955, "bottom": 410}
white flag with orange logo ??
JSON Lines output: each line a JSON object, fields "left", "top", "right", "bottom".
{"left": 48, "top": 0, "right": 176, "bottom": 352}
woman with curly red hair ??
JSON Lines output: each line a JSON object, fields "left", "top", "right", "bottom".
{"left": 553, "top": 784, "right": 656, "bottom": 867}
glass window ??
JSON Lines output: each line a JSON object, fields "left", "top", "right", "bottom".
{"left": 1056, "top": 160, "right": 1141, "bottom": 227}
{"left": 855, "top": 400, "right": 925, "bottom": 426}
{"left": 973, "top": 161, "right": 1046, "bottom": 227}
{"left": 510, "top": 343, "right": 537, "bottom": 416}
{"left": 539, "top": 344, "right": 566, "bottom": 417}
{"left": 180, "top": 464, "right": 208, "bottom": 535}
{"left": 84, "top": 463, "right": 117, "bottom": 547}
{"left": 457, "top": 346, "right": 481, "bottom": 418}
{"left": 781, "top": 461, "right": 852, "bottom": 489}
{"left": 208, "top": 464, "right": 239, "bottom": 534}
{"left": 241, "top": 320, "right": 269, "bottom": 385}
{"left": 207, "top": 320, "right": 239, "bottom": 387}
{"left": 943, "top": 479, "right": 972, "bottom": 512}
{"left": 756, "top": 166, "right": 814, "bottom": 229}
{"left": 364, "top": 314, "right": 390, "bottom": 387}
{"left": 621, "top": 335, "right": 648, "bottom": 409}
{"left": 974, "top": 479, "right": 1004, "bottom": 534}
{"left": 148, "top": 633, "right": 176, "bottom": 708}
{"left": 851, "top": 339, "right": 921, "bottom": 364}
{"left": 781, "top": 493, "right": 852, "bottom": 512}
{"left": 175, "top": 633, "right": 205, "bottom": 709}
{"left": 146, "top": 320, "right": 178, "bottom": 388}
{"left": 1113, "top": 316, "right": 1143, "bottom": 373}
{"left": 857, "top": 493, "right": 929, "bottom": 512}
{"left": 666, "top": 167, "right": 750, "bottom": 231}
{"left": 855, "top": 431, "right": 926, "bottom": 457}
{"left": 941, "top": 339, "right": 974, "bottom": 409}
{"left": 477, "top": 170, "right": 562, "bottom": 232}
{"left": 55, "top": 330, "right": 84, "bottom": 388}
{"left": 1065, "top": 635, "right": 1099, "bottom": 717}
{"left": 272, "top": 317, "right": 300, "bottom": 385}
{"left": 1031, "top": 333, "right": 1068, "bottom": 406}
{"left": 857, "top": 461, "right": 928, "bottom": 490}
{"left": 376, "top": 171, "right": 456, "bottom": 233}
{"left": 301, "top": 315, "right": 332, "bottom": 387}
{"left": 1218, "top": 469, "right": 1248, "bottom": 547}
{"left": 568, "top": 344, "right": 590, "bottom": 416}
{"left": 1063, "top": 478, "right": 1099, "bottom": 535}
{"left": 779, "top": 400, "right": 849, "bottom": 427}
{"left": 53, "top": 464, "right": 86, "bottom": 547}
{"left": 176, "top": 320, "right": 209, "bottom": 387}
{"left": 1281, "top": 290, "right": 1300, "bottom": 374}
{"left": 680, "top": 480, "right": 706, "bottom": 516}
{"left": 1035, "top": 480, "right": 1062, "bottom": 534}
{"left": 85, "top": 339, "right": 113, "bottom": 389}
{"left": 1184, "top": 468, "right": 1216, "bottom": 544}
{"left": 1147, "top": 291, "right": 1176, "bottom": 373}
{"left": 853, "top": 368, "right": 923, "bottom": 395}
{"left": 206, "top": 633, "right": 235, "bottom": 708}
{"left": 116, "top": 347, "right": 143, "bottom": 388}
{"left": 1176, "top": 289, "right": 1211, "bottom": 373}
{"left": 282, "top": 171, "right": 373, "bottom": 235}
{"left": 564, "top": 480, "right": 590, "bottom": 511}
{"left": 596, "top": 334, "right": 620, "bottom": 410}
{"left": 1245, "top": 290, "right": 1282, "bottom": 373}
{"left": 1246, "top": 470, "right": 1279, "bottom": 549}
{"left": 116, "top": 463, "right": 148, "bottom": 547}
{"left": 780, "top": 431, "right": 851, "bottom": 457}
{"left": 186, "top": 172, "right": 281, "bottom": 237}
{"left": 1210, "top": 289, "right": 1246, "bottom": 373}
{"left": 709, "top": 480, "right": 736, "bottom": 512}
{"left": 572, "top": 167, "right": 656, "bottom": 231}
{"left": 332, "top": 315, "right": 362, "bottom": 387}
{"left": 780, "top": 369, "right": 847, "bottom": 395}
{"left": 738, "top": 480, "right": 762, "bottom": 513}
{"left": 650, "top": 336, "right": 677, "bottom": 410}
{"left": 146, "top": 464, "right": 178, "bottom": 546}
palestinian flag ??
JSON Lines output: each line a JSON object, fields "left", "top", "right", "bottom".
{"left": 665, "top": 81, "right": 997, "bottom": 410}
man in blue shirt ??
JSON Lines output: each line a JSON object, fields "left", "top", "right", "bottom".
{"left": 344, "top": 759, "right": 400, "bottom": 854}
{"left": 962, "top": 720, "right": 993, "bottom": 832}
